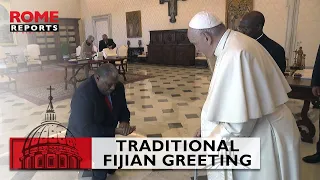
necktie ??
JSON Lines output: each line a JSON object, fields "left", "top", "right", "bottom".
{"left": 105, "top": 96, "right": 112, "bottom": 111}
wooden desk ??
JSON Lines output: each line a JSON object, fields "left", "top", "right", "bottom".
{"left": 58, "top": 57, "right": 127, "bottom": 91}
{"left": 286, "top": 76, "right": 317, "bottom": 143}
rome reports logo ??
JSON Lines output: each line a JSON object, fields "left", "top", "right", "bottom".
{"left": 20, "top": 86, "right": 82, "bottom": 169}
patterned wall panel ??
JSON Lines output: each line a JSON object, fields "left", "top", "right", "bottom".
{"left": 80, "top": 0, "right": 288, "bottom": 52}
{"left": 163, "top": 31, "right": 176, "bottom": 44}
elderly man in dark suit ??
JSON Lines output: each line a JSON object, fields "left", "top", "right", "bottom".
{"left": 99, "top": 34, "right": 116, "bottom": 52}
{"left": 239, "top": 11, "right": 286, "bottom": 73}
{"left": 67, "top": 63, "right": 135, "bottom": 180}
{"left": 303, "top": 45, "right": 320, "bottom": 164}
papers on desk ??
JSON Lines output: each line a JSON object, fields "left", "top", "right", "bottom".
{"left": 68, "top": 59, "right": 89, "bottom": 64}
{"left": 293, "top": 69, "right": 313, "bottom": 80}
{"left": 77, "top": 60, "right": 89, "bottom": 64}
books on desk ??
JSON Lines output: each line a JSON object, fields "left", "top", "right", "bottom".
{"left": 293, "top": 69, "right": 313, "bottom": 80}
{"left": 68, "top": 59, "right": 89, "bottom": 64}
{"left": 68, "top": 59, "right": 77, "bottom": 62}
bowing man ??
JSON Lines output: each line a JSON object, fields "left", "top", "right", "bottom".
{"left": 67, "top": 64, "right": 135, "bottom": 180}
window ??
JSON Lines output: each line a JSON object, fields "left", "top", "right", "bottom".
{"left": 48, "top": 157, "right": 54, "bottom": 167}
{"left": 37, "top": 157, "right": 43, "bottom": 167}
{"left": 69, "top": 156, "right": 77, "bottom": 168}
{"left": 60, "top": 157, "right": 65, "bottom": 167}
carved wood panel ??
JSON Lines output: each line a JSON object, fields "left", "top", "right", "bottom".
{"left": 163, "top": 31, "right": 176, "bottom": 44}
{"left": 148, "top": 29, "right": 195, "bottom": 66}
{"left": 176, "top": 32, "right": 190, "bottom": 44}
{"left": 148, "top": 45, "right": 163, "bottom": 64}
{"left": 176, "top": 45, "right": 195, "bottom": 66}
{"left": 163, "top": 45, "right": 176, "bottom": 64}
{"left": 150, "top": 32, "right": 163, "bottom": 44}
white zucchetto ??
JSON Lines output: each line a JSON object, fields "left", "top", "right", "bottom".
{"left": 189, "top": 11, "right": 222, "bottom": 29}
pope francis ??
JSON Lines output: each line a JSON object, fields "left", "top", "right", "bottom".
{"left": 188, "top": 11, "right": 300, "bottom": 180}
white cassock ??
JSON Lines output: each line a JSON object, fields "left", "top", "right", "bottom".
{"left": 201, "top": 29, "right": 301, "bottom": 180}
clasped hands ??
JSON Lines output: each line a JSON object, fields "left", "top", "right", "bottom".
{"left": 116, "top": 122, "right": 136, "bottom": 136}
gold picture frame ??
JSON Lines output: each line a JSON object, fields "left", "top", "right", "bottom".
{"left": 0, "top": 0, "right": 17, "bottom": 46}
{"left": 126, "top": 11, "right": 142, "bottom": 38}
{"left": 225, "top": 0, "right": 253, "bottom": 30}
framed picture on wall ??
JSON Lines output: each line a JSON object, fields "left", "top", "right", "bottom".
{"left": 0, "top": 0, "right": 17, "bottom": 46}
{"left": 126, "top": 11, "right": 142, "bottom": 38}
{"left": 226, "top": 0, "right": 253, "bottom": 30}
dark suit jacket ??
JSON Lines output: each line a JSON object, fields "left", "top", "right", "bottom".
{"left": 67, "top": 76, "right": 130, "bottom": 137}
{"left": 257, "top": 34, "right": 286, "bottom": 73}
{"left": 99, "top": 39, "right": 116, "bottom": 52}
{"left": 311, "top": 45, "right": 320, "bottom": 86}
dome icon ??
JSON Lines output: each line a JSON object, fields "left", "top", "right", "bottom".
{"left": 20, "top": 86, "right": 82, "bottom": 169}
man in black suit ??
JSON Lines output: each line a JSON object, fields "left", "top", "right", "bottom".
{"left": 99, "top": 34, "right": 116, "bottom": 52}
{"left": 67, "top": 64, "right": 135, "bottom": 180}
{"left": 303, "top": 44, "right": 320, "bottom": 164}
{"left": 239, "top": 11, "right": 286, "bottom": 73}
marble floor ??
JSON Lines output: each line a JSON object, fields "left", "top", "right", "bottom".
{"left": 0, "top": 63, "right": 319, "bottom": 180}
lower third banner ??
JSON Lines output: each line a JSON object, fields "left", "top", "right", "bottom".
{"left": 10, "top": 137, "right": 260, "bottom": 170}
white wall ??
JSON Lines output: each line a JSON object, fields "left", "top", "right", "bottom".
{"left": 80, "top": 0, "right": 288, "bottom": 51}
{"left": 296, "top": 0, "right": 320, "bottom": 67}
{"left": 2, "top": 0, "right": 81, "bottom": 62}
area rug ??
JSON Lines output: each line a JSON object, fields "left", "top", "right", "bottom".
{"left": 7, "top": 69, "right": 154, "bottom": 105}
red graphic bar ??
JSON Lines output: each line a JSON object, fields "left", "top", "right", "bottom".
{"left": 10, "top": 138, "right": 92, "bottom": 170}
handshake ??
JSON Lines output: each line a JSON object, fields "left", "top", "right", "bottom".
{"left": 115, "top": 122, "right": 136, "bottom": 136}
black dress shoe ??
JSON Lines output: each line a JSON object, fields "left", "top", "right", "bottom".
{"left": 302, "top": 153, "right": 320, "bottom": 163}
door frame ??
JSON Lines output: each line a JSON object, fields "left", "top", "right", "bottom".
{"left": 92, "top": 14, "right": 112, "bottom": 47}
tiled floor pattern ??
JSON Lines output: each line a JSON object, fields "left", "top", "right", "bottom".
{"left": 0, "top": 63, "right": 319, "bottom": 180}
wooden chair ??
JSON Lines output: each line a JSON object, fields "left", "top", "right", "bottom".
{"left": 103, "top": 48, "right": 118, "bottom": 57}
{"left": 102, "top": 48, "right": 118, "bottom": 68}
{"left": 25, "top": 44, "right": 42, "bottom": 71}
{"left": 117, "top": 45, "right": 128, "bottom": 72}
{"left": 0, "top": 46, "right": 19, "bottom": 73}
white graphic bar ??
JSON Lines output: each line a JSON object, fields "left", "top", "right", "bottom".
{"left": 91, "top": 138, "right": 260, "bottom": 170}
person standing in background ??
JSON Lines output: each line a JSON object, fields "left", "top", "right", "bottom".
{"left": 239, "top": 11, "right": 286, "bottom": 73}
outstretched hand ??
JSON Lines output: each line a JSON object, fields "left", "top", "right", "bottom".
{"left": 116, "top": 123, "right": 136, "bottom": 136}
{"left": 119, "top": 122, "right": 131, "bottom": 135}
